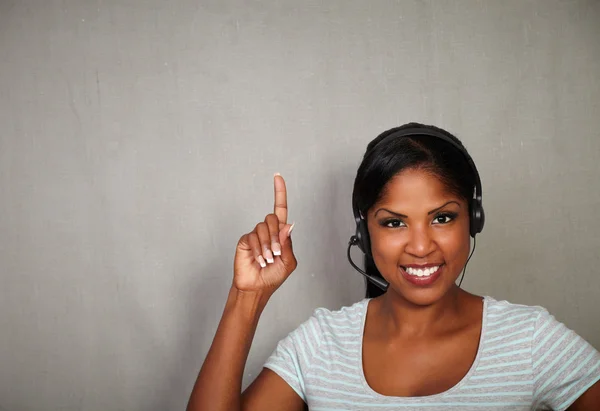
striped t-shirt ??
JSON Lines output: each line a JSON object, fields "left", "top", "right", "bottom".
{"left": 264, "top": 296, "right": 600, "bottom": 410}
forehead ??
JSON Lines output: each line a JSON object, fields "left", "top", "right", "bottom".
{"left": 376, "top": 168, "right": 461, "bottom": 206}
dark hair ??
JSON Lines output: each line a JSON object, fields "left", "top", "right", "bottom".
{"left": 352, "top": 122, "right": 477, "bottom": 298}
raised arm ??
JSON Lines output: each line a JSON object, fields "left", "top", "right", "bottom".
{"left": 186, "top": 174, "right": 305, "bottom": 411}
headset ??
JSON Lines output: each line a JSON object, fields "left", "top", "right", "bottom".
{"left": 347, "top": 127, "right": 485, "bottom": 292}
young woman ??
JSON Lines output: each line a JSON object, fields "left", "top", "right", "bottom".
{"left": 187, "top": 123, "right": 600, "bottom": 410}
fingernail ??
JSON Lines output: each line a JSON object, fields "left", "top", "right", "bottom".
{"left": 272, "top": 242, "right": 281, "bottom": 256}
{"left": 264, "top": 249, "right": 274, "bottom": 264}
{"left": 287, "top": 221, "right": 295, "bottom": 237}
{"left": 257, "top": 256, "right": 267, "bottom": 268}
{"left": 274, "top": 172, "right": 281, "bottom": 177}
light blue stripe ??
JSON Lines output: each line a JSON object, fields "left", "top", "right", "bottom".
{"left": 486, "top": 307, "right": 531, "bottom": 317}
{"left": 320, "top": 335, "right": 361, "bottom": 349}
{"left": 310, "top": 374, "right": 363, "bottom": 389}
{"left": 471, "top": 369, "right": 531, "bottom": 379}
{"left": 322, "top": 330, "right": 361, "bottom": 338}
{"left": 479, "top": 348, "right": 529, "bottom": 361}
{"left": 312, "top": 354, "right": 358, "bottom": 372}
{"left": 326, "top": 313, "right": 363, "bottom": 323}
{"left": 487, "top": 310, "right": 531, "bottom": 321}
{"left": 327, "top": 322, "right": 361, "bottom": 331}
{"left": 320, "top": 339, "right": 361, "bottom": 354}
{"left": 310, "top": 384, "right": 374, "bottom": 399}
{"left": 477, "top": 359, "right": 530, "bottom": 371}
{"left": 467, "top": 380, "right": 533, "bottom": 389}
{"left": 310, "top": 364, "right": 362, "bottom": 380}
{"left": 486, "top": 327, "right": 534, "bottom": 343}
{"left": 322, "top": 331, "right": 361, "bottom": 342}
{"left": 445, "top": 391, "right": 530, "bottom": 398}
{"left": 313, "top": 346, "right": 356, "bottom": 363}
{"left": 324, "top": 310, "right": 362, "bottom": 320}
{"left": 482, "top": 337, "right": 530, "bottom": 352}
{"left": 486, "top": 313, "right": 532, "bottom": 327}
{"left": 485, "top": 318, "right": 536, "bottom": 336}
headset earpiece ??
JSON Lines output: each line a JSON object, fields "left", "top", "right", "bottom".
{"left": 470, "top": 198, "right": 485, "bottom": 238}
{"left": 354, "top": 216, "right": 371, "bottom": 256}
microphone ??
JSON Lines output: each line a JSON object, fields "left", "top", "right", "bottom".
{"left": 347, "top": 237, "right": 389, "bottom": 292}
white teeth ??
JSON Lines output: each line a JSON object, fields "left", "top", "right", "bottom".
{"left": 405, "top": 266, "right": 440, "bottom": 277}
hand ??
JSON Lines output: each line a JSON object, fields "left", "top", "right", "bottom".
{"left": 233, "top": 174, "right": 297, "bottom": 294}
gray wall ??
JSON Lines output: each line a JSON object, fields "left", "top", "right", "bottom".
{"left": 1, "top": 1, "right": 599, "bottom": 410}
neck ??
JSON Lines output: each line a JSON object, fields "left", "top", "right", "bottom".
{"left": 376, "top": 286, "right": 468, "bottom": 338}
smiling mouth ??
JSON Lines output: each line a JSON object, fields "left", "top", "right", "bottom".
{"left": 400, "top": 264, "right": 445, "bottom": 278}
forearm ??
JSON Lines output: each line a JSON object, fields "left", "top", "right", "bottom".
{"left": 187, "top": 286, "right": 271, "bottom": 411}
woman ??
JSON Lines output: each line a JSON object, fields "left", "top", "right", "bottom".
{"left": 187, "top": 123, "right": 600, "bottom": 410}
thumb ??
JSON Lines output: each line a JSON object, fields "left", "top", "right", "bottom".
{"left": 278, "top": 222, "right": 295, "bottom": 256}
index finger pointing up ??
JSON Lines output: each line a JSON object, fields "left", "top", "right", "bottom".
{"left": 274, "top": 173, "right": 288, "bottom": 224}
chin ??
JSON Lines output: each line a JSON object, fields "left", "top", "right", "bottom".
{"left": 392, "top": 287, "right": 449, "bottom": 307}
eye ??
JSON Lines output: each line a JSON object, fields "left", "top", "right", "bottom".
{"left": 432, "top": 212, "right": 457, "bottom": 225}
{"left": 382, "top": 219, "right": 406, "bottom": 228}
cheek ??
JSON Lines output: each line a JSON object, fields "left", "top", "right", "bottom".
{"left": 369, "top": 228, "right": 405, "bottom": 261}
{"left": 437, "top": 223, "right": 471, "bottom": 260}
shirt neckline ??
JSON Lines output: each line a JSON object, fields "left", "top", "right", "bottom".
{"left": 357, "top": 295, "right": 490, "bottom": 401}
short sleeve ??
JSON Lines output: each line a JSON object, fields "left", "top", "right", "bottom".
{"left": 263, "top": 310, "right": 323, "bottom": 402}
{"left": 532, "top": 308, "right": 600, "bottom": 410}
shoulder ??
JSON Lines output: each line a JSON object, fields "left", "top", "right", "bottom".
{"left": 483, "top": 296, "right": 558, "bottom": 351}
{"left": 263, "top": 300, "right": 368, "bottom": 400}
{"left": 484, "top": 295, "right": 583, "bottom": 334}
{"left": 484, "top": 296, "right": 599, "bottom": 360}
{"left": 265, "top": 299, "right": 367, "bottom": 368}
{"left": 484, "top": 295, "right": 547, "bottom": 330}
{"left": 311, "top": 298, "right": 367, "bottom": 326}
{"left": 485, "top": 295, "right": 546, "bottom": 317}
{"left": 305, "top": 299, "right": 367, "bottom": 341}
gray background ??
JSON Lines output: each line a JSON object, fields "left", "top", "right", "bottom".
{"left": 1, "top": 1, "right": 599, "bottom": 410}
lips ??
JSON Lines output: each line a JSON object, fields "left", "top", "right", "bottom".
{"left": 399, "top": 264, "right": 445, "bottom": 286}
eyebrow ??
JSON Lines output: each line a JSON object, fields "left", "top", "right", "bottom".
{"left": 374, "top": 201, "right": 461, "bottom": 218}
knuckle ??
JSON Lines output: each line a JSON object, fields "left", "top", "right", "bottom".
{"left": 285, "top": 255, "right": 298, "bottom": 270}
{"left": 265, "top": 213, "right": 278, "bottom": 224}
{"left": 289, "top": 260, "right": 298, "bottom": 272}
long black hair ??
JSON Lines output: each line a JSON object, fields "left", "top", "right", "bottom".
{"left": 352, "top": 123, "right": 477, "bottom": 298}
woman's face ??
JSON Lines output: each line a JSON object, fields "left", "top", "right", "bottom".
{"left": 366, "top": 167, "right": 471, "bottom": 306}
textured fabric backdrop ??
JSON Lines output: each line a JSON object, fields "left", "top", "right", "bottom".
{"left": 0, "top": 1, "right": 599, "bottom": 410}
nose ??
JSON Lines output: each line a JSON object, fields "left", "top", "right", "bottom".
{"left": 404, "top": 225, "right": 436, "bottom": 258}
